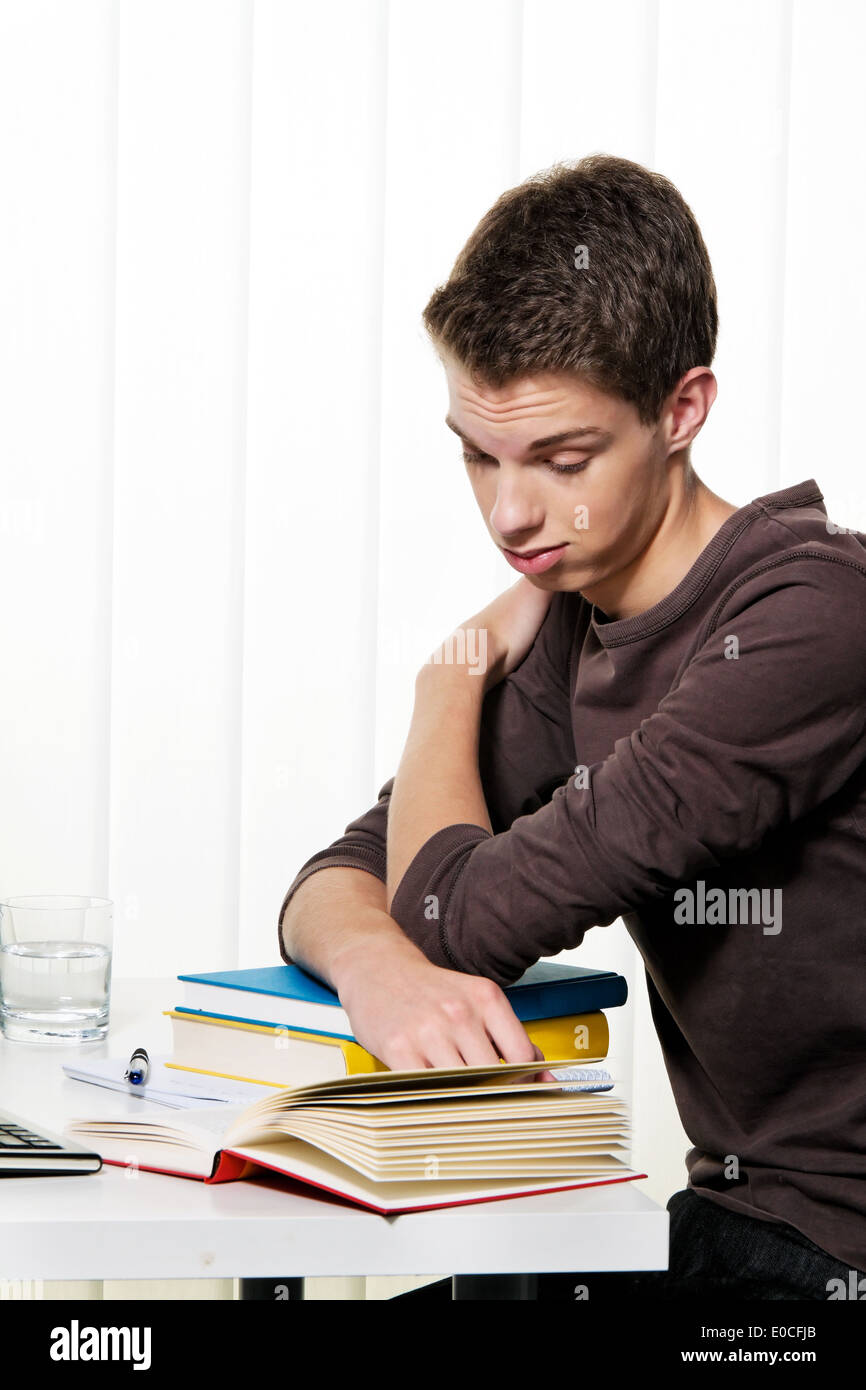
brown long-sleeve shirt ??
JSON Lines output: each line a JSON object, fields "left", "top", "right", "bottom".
{"left": 278, "top": 478, "right": 866, "bottom": 1272}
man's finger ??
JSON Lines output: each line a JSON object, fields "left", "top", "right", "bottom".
{"left": 485, "top": 1003, "right": 545, "bottom": 1065}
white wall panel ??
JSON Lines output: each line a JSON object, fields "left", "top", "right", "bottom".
{"left": 782, "top": 0, "right": 866, "bottom": 530}
{"left": 656, "top": 0, "right": 794, "bottom": 504}
{"left": 520, "top": 0, "right": 659, "bottom": 174}
{"left": 0, "top": 0, "right": 116, "bottom": 901}
{"left": 240, "top": 0, "right": 388, "bottom": 964}
{"left": 109, "top": 0, "right": 252, "bottom": 974}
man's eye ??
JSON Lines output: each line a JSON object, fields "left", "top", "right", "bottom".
{"left": 546, "top": 460, "right": 590, "bottom": 474}
{"left": 461, "top": 448, "right": 589, "bottom": 475}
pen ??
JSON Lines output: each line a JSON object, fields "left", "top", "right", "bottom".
{"left": 125, "top": 1047, "right": 150, "bottom": 1087}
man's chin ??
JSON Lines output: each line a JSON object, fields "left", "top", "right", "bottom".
{"left": 525, "top": 566, "right": 588, "bottom": 594}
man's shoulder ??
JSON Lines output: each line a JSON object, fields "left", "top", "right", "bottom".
{"left": 702, "top": 531, "right": 866, "bottom": 699}
{"left": 747, "top": 477, "right": 864, "bottom": 563}
{"left": 712, "top": 527, "right": 866, "bottom": 627}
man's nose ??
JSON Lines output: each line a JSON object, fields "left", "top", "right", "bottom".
{"left": 489, "top": 470, "right": 543, "bottom": 540}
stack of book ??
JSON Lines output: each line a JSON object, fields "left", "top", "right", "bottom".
{"left": 65, "top": 962, "right": 646, "bottom": 1214}
{"left": 163, "top": 960, "right": 627, "bottom": 1088}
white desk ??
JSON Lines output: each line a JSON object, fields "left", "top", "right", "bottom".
{"left": 0, "top": 978, "right": 668, "bottom": 1289}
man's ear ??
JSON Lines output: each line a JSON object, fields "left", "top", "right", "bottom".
{"left": 664, "top": 366, "right": 718, "bottom": 457}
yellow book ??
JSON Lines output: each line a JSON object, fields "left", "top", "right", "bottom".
{"left": 164, "top": 1009, "right": 610, "bottom": 1088}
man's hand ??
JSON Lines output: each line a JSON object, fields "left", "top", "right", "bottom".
{"left": 425, "top": 576, "right": 553, "bottom": 693}
{"left": 334, "top": 932, "right": 557, "bottom": 1080}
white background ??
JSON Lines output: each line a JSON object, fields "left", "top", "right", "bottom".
{"left": 1, "top": 0, "right": 864, "bottom": 1272}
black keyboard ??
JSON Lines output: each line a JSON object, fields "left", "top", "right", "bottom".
{"left": 0, "top": 1107, "right": 102, "bottom": 1174}
{"left": 0, "top": 1121, "right": 62, "bottom": 1150}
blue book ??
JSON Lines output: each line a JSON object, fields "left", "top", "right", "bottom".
{"left": 176, "top": 961, "right": 628, "bottom": 1040}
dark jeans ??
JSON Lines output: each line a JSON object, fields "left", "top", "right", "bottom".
{"left": 536, "top": 1187, "right": 864, "bottom": 1300}
{"left": 394, "top": 1188, "right": 865, "bottom": 1300}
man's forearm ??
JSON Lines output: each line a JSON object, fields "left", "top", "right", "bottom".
{"left": 386, "top": 663, "right": 490, "bottom": 910}
{"left": 280, "top": 866, "right": 430, "bottom": 995}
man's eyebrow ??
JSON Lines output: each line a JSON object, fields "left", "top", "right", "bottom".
{"left": 444, "top": 416, "right": 611, "bottom": 452}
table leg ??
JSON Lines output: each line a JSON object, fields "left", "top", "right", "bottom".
{"left": 451, "top": 1273, "right": 538, "bottom": 1299}
{"left": 239, "top": 1277, "right": 305, "bottom": 1300}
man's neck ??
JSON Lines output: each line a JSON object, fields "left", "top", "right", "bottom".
{"left": 584, "top": 474, "right": 739, "bottom": 623}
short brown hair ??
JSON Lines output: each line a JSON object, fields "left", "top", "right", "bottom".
{"left": 422, "top": 153, "right": 718, "bottom": 427}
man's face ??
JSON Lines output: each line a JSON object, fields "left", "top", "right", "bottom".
{"left": 442, "top": 353, "right": 675, "bottom": 602}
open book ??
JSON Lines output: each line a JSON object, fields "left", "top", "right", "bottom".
{"left": 65, "top": 1058, "right": 645, "bottom": 1215}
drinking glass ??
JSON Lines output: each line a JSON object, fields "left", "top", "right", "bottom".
{"left": 0, "top": 895, "right": 113, "bottom": 1043}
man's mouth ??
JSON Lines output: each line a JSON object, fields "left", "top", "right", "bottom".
{"left": 501, "top": 543, "right": 568, "bottom": 574}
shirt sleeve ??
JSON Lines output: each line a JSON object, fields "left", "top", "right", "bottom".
{"left": 277, "top": 591, "right": 579, "bottom": 964}
{"left": 387, "top": 553, "right": 866, "bottom": 986}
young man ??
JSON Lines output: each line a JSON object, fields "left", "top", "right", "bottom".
{"left": 278, "top": 154, "right": 866, "bottom": 1300}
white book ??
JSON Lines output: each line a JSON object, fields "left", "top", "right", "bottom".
{"left": 65, "top": 1058, "right": 644, "bottom": 1215}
